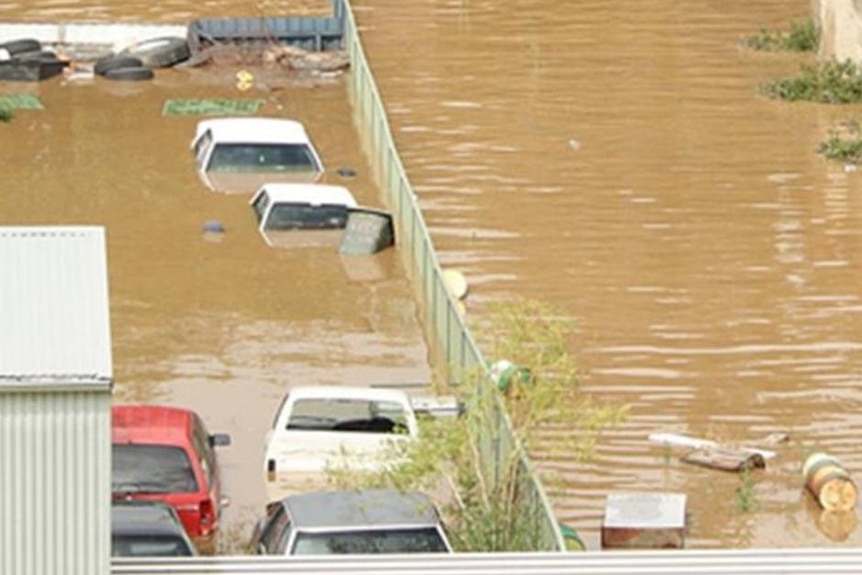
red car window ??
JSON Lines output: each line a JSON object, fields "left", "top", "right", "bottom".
{"left": 112, "top": 444, "right": 199, "bottom": 494}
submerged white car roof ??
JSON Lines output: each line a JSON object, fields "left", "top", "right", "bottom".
{"left": 195, "top": 117, "right": 313, "bottom": 145}
{"left": 252, "top": 184, "right": 359, "bottom": 208}
{"left": 285, "top": 385, "right": 411, "bottom": 404}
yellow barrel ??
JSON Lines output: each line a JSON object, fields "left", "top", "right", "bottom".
{"left": 803, "top": 452, "right": 858, "bottom": 512}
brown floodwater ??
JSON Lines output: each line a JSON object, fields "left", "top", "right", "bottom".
{"left": 4, "top": 0, "right": 862, "bottom": 552}
{"left": 0, "top": 20, "right": 428, "bottom": 542}
{"left": 352, "top": 0, "right": 862, "bottom": 550}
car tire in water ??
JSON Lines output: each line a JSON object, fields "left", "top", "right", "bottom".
{"left": 104, "top": 67, "right": 155, "bottom": 81}
{"left": 0, "top": 38, "right": 42, "bottom": 56}
{"left": 118, "top": 37, "right": 191, "bottom": 68}
{"left": 94, "top": 55, "right": 144, "bottom": 76}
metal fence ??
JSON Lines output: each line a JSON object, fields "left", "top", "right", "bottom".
{"left": 340, "top": 0, "right": 564, "bottom": 552}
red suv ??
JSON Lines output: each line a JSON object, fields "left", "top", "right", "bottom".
{"left": 111, "top": 405, "right": 231, "bottom": 553}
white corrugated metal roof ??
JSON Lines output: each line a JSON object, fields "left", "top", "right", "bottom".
{"left": 111, "top": 548, "right": 862, "bottom": 574}
{"left": 0, "top": 226, "right": 112, "bottom": 388}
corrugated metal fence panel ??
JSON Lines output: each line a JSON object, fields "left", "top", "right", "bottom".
{"left": 0, "top": 226, "right": 112, "bottom": 383}
{"left": 112, "top": 549, "right": 862, "bottom": 574}
{"left": 340, "top": 0, "right": 564, "bottom": 552}
{"left": 1, "top": 391, "right": 111, "bottom": 575}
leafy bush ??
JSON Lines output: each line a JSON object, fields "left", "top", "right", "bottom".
{"left": 818, "top": 120, "right": 862, "bottom": 163}
{"left": 761, "top": 60, "right": 862, "bottom": 103}
{"left": 745, "top": 19, "right": 820, "bottom": 52}
{"left": 0, "top": 108, "right": 11, "bottom": 123}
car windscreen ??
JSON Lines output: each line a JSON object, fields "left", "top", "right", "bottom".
{"left": 112, "top": 444, "right": 199, "bottom": 494}
{"left": 207, "top": 143, "right": 319, "bottom": 173}
{"left": 286, "top": 398, "right": 409, "bottom": 434}
{"left": 112, "top": 535, "right": 194, "bottom": 557}
{"left": 291, "top": 527, "right": 449, "bottom": 554}
{"left": 263, "top": 203, "right": 350, "bottom": 231}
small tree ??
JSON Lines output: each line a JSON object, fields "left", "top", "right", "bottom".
{"left": 330, "top": 298, "right": 628, "bottom": 551}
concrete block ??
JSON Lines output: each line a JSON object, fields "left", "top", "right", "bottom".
{"left": 601, "top": 492, "right": 687, "bottom": 550}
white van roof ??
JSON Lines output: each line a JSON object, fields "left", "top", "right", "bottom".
{"left": 195, "top": 117, "right": 313, "bottom": 145}
{"left": 251, "top": 184, "right": 358, "bottom": 208}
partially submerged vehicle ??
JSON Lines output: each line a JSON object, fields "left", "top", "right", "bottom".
{"left": 111, "top": 501, "right": 197, "bottom": 557}
{"left": 251, "top": 489, "right": 453, "bottom": 555}
{"left": 250, "top": 182, "right": 395, "bottom": 253}
{"left": 263, "top": 385, "right": 460, "bottom": 501}
{"left": 250, "top": 183, "right": 357, "bottom": 248}
{"left": 191, "top": 117, "right": 324, "bottom": 193}
{"left": 112, "top": 405, "right": 232, "bottom": 554}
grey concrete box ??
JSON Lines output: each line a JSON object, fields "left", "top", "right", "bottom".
{"left": 601, "top": 492, "right": 687, "bottom": 550}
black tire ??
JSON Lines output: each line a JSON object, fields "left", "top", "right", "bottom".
{"left": 104, "top": 66, "right": 155, "bottom": 81}
{"left": 0, "top": 38, "right": 42, "bottom": 55}
{"left": 118, "top": 37, "right": 190, "bottom": 68}
{"left": 16, "top": 50, "right": 60, "bottom": 62}
{"left": 94, "top": 55, "right": 144, "bottom": 76}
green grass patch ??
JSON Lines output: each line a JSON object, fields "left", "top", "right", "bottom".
{"left": 745, "top": 19, "right": 820, "bottom": 52}
{"left": 761, "top": 60, "right": 862, "bottom": 103}
{"left": 818, "top": 120, "right": 862, "bottom": 164}
{"left": 162, "top": 98, "right": 266, "bottom": 116}
{"left": 0, "top": 93, "right": 43, "bottom": 111}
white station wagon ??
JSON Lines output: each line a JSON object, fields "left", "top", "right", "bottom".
{"left": 191, "top": 118, "right": 325, "bottom": 193}
{"left": 250, "top": 183, "right": 358, "bottom": 248}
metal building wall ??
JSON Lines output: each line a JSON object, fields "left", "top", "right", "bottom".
{"left": 1, "top": 390, "right": 111, "bottom": 575}
{"left": 0, "top": 226, "right": 113, "bottom": 575}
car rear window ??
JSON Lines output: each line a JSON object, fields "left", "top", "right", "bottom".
{"left": 112, "top": 444, "right": 199, "bottom": 494}
{"left": 291, "top": 528, "right": 449, "bottom": 554}
{"left": 208, "top": 143, "right": 319, "bottom": 173}
{"left": 263, "top": 203, "right": 350, "bottom": 231}
{"left": 286, "top": 398, "right": 409, "bottom": 434}
{"left": 112, "top": 535, "right": 194, "bottom": 557}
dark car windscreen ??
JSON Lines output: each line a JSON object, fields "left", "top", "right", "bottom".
{"left": 207, "top": 143, "right": 319, "bottom": 173}
{"left": 291, "top": 528, "right": 449, "bottom": 555}
{"left": 112, "top": 445, "right": 199, "bottom": 494}
{"left": 264, "top": 203, "right": 350, "bottom": 231}
{"left": 112, "top": 535, "right": 194, "bottom": 557}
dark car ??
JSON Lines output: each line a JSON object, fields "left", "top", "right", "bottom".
{"left": 112, "top": 501, "right": 197, "bottom": 557}
{"left": 112, "top": 405, "right": 231, "bottom": 554}
{"left": 251, "top": 489, "right": 453, "bottom": 555}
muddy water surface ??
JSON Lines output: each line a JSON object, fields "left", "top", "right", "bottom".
{"left": 351, "top": 0, "right": 862, "bottom": 550}
{"left": 0, "top": 41, "right": 428, "bottom": 541}
{"left": 5, "top": 0, "right": 862, "bottom": 552}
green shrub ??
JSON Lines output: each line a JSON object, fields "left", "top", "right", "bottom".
{"left": 818, "top": 120, "right": 862, "bottom": 163}
{"left": 745, "top": 19, "right": 819, "bottom": 52}
{"left": 0, "top": 108, "right": 11, "bottom": 123}
{"left": 761, "top": 60, "right": 862, "bottom": 103}
{"left": 329, "top": 299, "right": 628, "bottom": 551}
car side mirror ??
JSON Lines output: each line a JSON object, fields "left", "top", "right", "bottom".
{"left": 210, "top": 433, "right": 231, "bottom": 447}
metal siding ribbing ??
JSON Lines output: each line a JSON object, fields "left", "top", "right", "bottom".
{"left": 0, "top": 226, "right": 112, "bottom": 384}
{"left": 1, "top": 392, "right": 110, "bottom": 575}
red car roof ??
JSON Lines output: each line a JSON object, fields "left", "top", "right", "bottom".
{"left": 112, "top": 405, "right": 193, "bottom": 445}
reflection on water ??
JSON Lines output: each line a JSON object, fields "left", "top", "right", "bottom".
{"left": 0, "top": 53, "right": 429, "bottom": 538}
{"left": 5, "top": 0, "right": 862, "bottom": 551}
{"left": 352, "top": 0, "right": 862, "bottom": 550}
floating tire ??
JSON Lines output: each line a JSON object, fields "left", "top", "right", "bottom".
{"left": 118, "top": 37, "right": 190, "bottom": 68}
{"left": 0, "top": 38, "right": 42, "bottom": 56}
{"left": 94, "top": 55, "right": 144, "bottom": 76}
{"left": 104, "top": 66, "right": 155, "bottom": 81}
